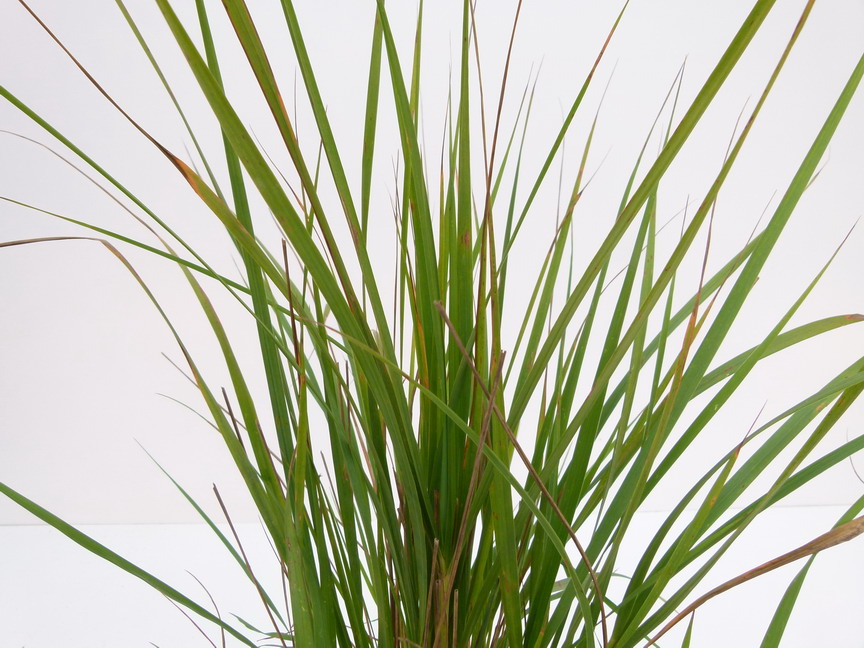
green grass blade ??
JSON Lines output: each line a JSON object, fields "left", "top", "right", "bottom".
{"left": 0, "top": 481, "right": 257, "bottom": 647}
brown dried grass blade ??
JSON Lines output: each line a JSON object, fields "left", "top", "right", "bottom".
{"left": 646, "top": 515, "right": 864, "bottom": 646}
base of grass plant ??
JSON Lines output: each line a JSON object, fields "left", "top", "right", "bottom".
{"left": 2, "top": 1, "right": 864, "bottom": 647}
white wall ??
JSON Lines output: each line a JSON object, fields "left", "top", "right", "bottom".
{"left": 1, "top": 0, "right": 863, "bottom": 645}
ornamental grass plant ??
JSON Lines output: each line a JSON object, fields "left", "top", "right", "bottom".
{"left": 2, "top": 0, "right": 864, "bottom": 646}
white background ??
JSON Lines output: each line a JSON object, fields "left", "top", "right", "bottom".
{"left": 1, "top": 0, "right": 863, "bottom": 646}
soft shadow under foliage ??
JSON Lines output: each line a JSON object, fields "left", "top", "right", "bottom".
{"left": 3, "top": 1, "right": 864, "bottom": 647}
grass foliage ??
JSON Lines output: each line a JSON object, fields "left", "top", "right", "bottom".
{"left": 2, "top": 1, "right": 864, "bottom": 646}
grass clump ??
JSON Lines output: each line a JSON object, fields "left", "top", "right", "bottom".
{"left": 2, "top": 1, "right": 864, "bottom": 646}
